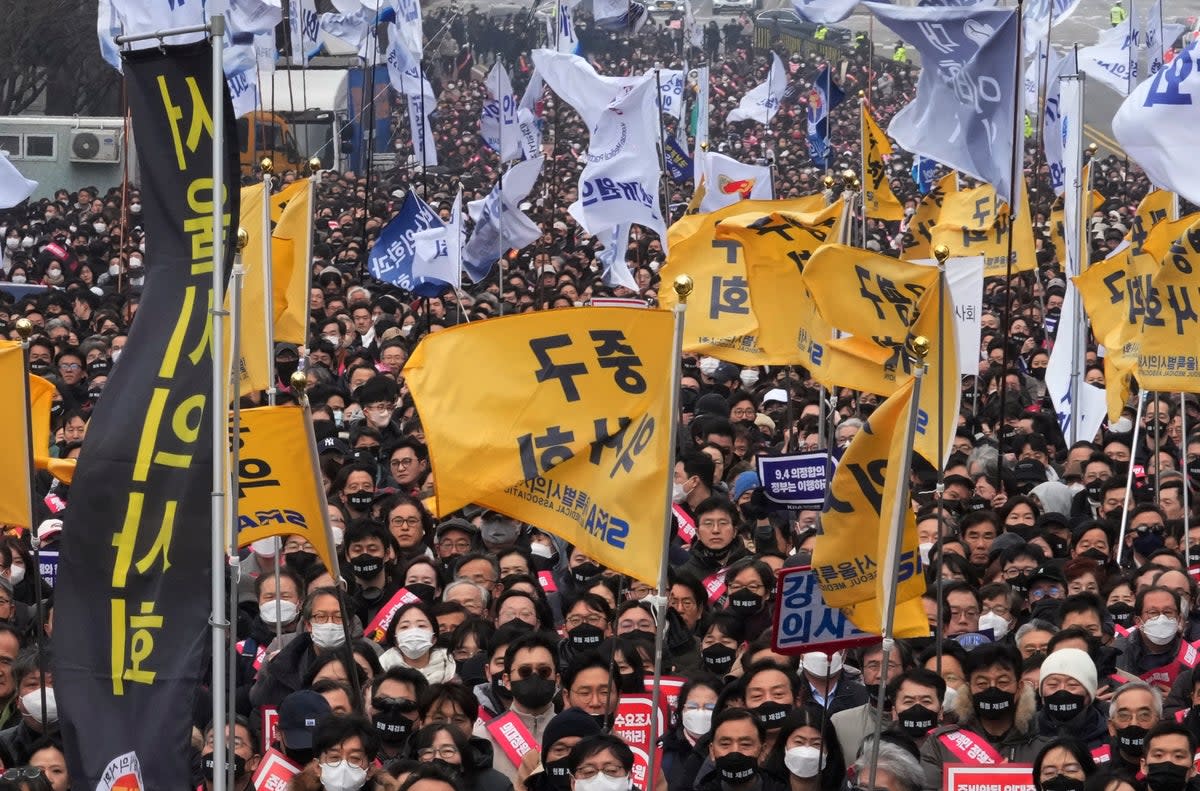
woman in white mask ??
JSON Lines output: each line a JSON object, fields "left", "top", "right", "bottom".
{"left": 765, "top": 707, "right": 846, "bottom": 791}
{"left": 663, "top": 677, "right": 723, "bottom": 788}
{"left": 311, "top": 715, "right": 383, "bottom": 791}
{"left": 236, "top": 567, "right": 304, "bottom": 680}
{"left": 379, "top": 602, "right": 456, "bottom": 683}
{"left": 565, "top": 734, "right": 638, "bottom": 791}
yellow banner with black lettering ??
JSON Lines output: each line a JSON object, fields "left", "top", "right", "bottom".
{"left": 1126, "top": 190, "right": 1175, "bottom": 251}
{"left": 812, "top": 375, "right": 929, "bottom": 637}
{"left": 801, "top": 244, "right": 960, "bottom": 468}
{"left": 1137, "top": 218, "right": 1200, "bottom": 392}
{"left": 234, "top": 405, "right": 339, "bottom": 575}
{"left": 659, "top": 196, "right": 825, "bottom": 365}
{"left": 901, "top": 173, "right": 957, "bottom": 261}
{"left": 404, "top": 308, "right": 674, "bottom": 585}
{"left": 928, "top": 178, "right": 1036, "bottom": 276}
{"left": 713, "top": 200, "right": 845, "bottom": 368}
{"left": 861, "top": 104, "right": 904, "bottom": 222}
{"left": 0, "top": 342, "right": 32, "bottom": 527}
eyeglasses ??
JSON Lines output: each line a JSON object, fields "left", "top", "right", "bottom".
{"left": 285, "top": 540, "right": 315, "bottom": 552}
{"left": 513, "top": 664, "right": 555, "bottom": 680}
{"left": 2, "top": 769, "right": 44, "bottom": 781}
{"left": 0, "top": 598, "right": 14, "bottom": 607}
{"left": 670, "top": 596, "right": 698, "bottom": 610}
{"left": 1112, "top": 708, "right": 1157, "bottom": 725}
{"left": 418, "top": 746, "right": 460, "bottom": 760}
{"left": 58, "top": 363, "right": 81, "bottom": 371}
{"left": 1029, "top": 587, "right": 1063, "bottom": 601}
{"left": 949, "top": 607, "right": 980, "bottom": 619}
{"left": 390, "top": 516, "right": 422, "bottom": 527}
{"left": 698, "top": 519, "right": 733, "bottom": 529}
{"left": 439, "top": 538, "right": 471, "bottom": 552}
{"left": 683, "top": 702, "right": 716, "bottom": 711}
{"left": 309, "top": 611, "right": 344, "bottom": 625}
{"left": 566, "top": 613, "right": 607, "bottom": 628}
{"left": 574, "top": 765, "right": 629, "bottom": 780}
{"left": 390, "top": 458, "right": 419, "bottom": 468}
{"left": 728, "top": 582, "right": 765, "bottom": 595}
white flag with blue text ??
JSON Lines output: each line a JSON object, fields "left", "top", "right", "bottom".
{"left": 1039, "top": 47, "right": 1073, "bottom": 196}
{"left": 866, "top": 2, "right": 1020, "bottom": 208}
{"left": 481, "top": 63, "right": 522, "bottom": 163}
{"left": 225, "top": 44, "right": 261, "bottom": 119}
{"left": 463, "top": 157, "right": 546, "bottom": 283}
{"left": 726, "top": 53, "right": 787, "bottom": 125}
{"left": 413, "top": 189, "right": 464, "bottom": 285}
{"left": 108, "top": 0, "right": 208, "bottom": 49}
{"left": 1022, "top": 0, "right": 1083, "bottom": 57}
{"left": 320, "top": 6, "right": 371, "bottom": 50}
{"left": 656, "top": 69, "right": 686, "bottom": 121}
{"left": 386, "top": 24, "right": 438, "bottom": 168}
{"left": 517, "top": 69, "right": 545, "bottom": 160}
{"left": 289, "top": 0, "right": 322, "bottom": 64}
{"left": 791, "top": 0, "right": 864, "bottom": 24}
{"left": 1143, "top": 0, "right": 1185, "bottom": 77}
{"left": 1078, "top": 20, "right": 1141, "bottom": 96}
{"left": 1113, "top": 42, "right": 1200, "bottom": 207}
{"left": 391, "top": 0, "right": 424, "bottom": 60}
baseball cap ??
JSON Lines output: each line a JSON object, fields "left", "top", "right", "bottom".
{"left": 278, "top": 690, "right": 332, "bottom": 749}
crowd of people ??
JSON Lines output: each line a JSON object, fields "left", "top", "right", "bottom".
{"left": 0, "top": 3, "right": 1193, "bottom": 791}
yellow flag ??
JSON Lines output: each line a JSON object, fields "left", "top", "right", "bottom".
{"left": 270, "top": 178, "right": 312, "bottom": 344}
{"left": 0, "top": 342, "right": 32, "bottom": 527}
{"left": 29, "top": 376, "right": 75, "bottom": 484}
{"left": 659, "top": 196, "right": 826, "bottom": 365}
{"left": 235, "top": 405, "right": 338, "bottom": 575}
{"left": 861, "top": 104, "right": 904, "bottom": 221}
{"left": 900, "top": 173, "right": 956, "bottom": 261}
{"left": 404, "top": 308, "right": 675, "bottom": 585}
{"left": 230, "top": 183, "right": 272, "bottom": 396}
{"left": 812, "top": 375, "right": 928, "bottom": 637}
{"left": 713, "top": 199, "right": 845, "bottom": 364}
{"left": 1126, "top": 190, "right": 1176, "bottom": 251}
{"left": 1137, "top": 218, "right": 1200, "bottom": 392}
{"left": 928, "top": 178, "right": 1037, "bottom": 276}
{"left": 801, "top": 244, "right": 959, "bottom": 466}
{"left": 1140, "top": 214, "right": 1200, "bottom": 261}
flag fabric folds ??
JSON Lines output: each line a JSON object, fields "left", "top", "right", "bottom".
{"left": 813, "top": 376, "right": 930, "bottom": 637}
{"left": 866, "top": 2, "right": 1021, "bottom": 209}
{"left": 1113, "top": 43, "right": 1200, "bottom": 209}
{"left": 726, "top": 52, "right": 787, "bottom": 125}
{"left": 1078, "top": 20, "right": 1141, "bottom": 96}
{"left": 0, "top": 342, "right": 33, "bottom": 528}
{"left": 231, "top": 182, "right": 275, "bottom": 396}
{"left": 1136, "top": 219, "right": 1200, "bottom": 392}
{"left": 861, "top": 103, "right": 904, "bottom": 221}
{"left": 413, "top": 188, "right": 465, "bottom": 286}
{"left": 403, "top": 308, "right": 674, "bottom": 584}
{"left": 911, "top": 155, "right": 936, "bottom": 196}
{"left": 901, "top": 172, "right": 957, "bottom": 260}
{"left": 698, "top": 152, "right": 774, "bottom": 213}
{"left": 806, "top": 65, "right": 845, "bottom": 170}
{"left": 597, "top": 224, "right": 639, "bottom": 291}
{"left": 270, "top": 178, "right": 315, "bottom": 345}
{"left": 56, "top": 42, "right": 239, "bottom": 791}
{"left": 791, "top": 0, "right": 868, "bottom": 25}
{"left": 463, "top": 157, "right": 545, "bottom": 283}
{"left": 235, "top": 406, "right": 339, "bottom": 575}
{"left": 386, "top": 24, "right": 438, "bottom": 168}
{"left": 0, "top": 155, "right": 37, "bottom": 210}
{"left": 481, "top": 62, "right": 522, "bottom": 163}
{"left": 927, "top": 178, "right": 1037, "bottom": 276}
{"left": 368, "top": 190, "right": 447, "bottom": 296}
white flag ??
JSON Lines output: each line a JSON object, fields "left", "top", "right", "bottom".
{"left": 1143, "top": 0, "right": 1185, "bottom": 77}
{"left": 597, "top": 224, "right": 639, "bottom": 291}
{"left": 1046, "top": 285, "right": 1108, "bottom": 444}
{"left": 914, "top": 256, "right": 984, "bottom": 377}
{"left": 698, "top": 152, "right": 773, "bottom": 212}
{"left": 386, "top": 23, "right": 438, "bottom": 167}
{"left": 463, "top": 157, "right": 546, "bottom": 283}
{"left": 1022, "top": 0, "right": 1084, "bottom": 57}
{"left": 255, "top": 32, "right": 278, "bottom": 73}
{"left": 694, "top": 65, "right": 710, "bottom": 156}
{"left": 655, "top": 69, "right": 686, "bottom": 121}
{"left": 0, "top": 155, "right": 37, "bottom": 210}
{"left": 1040, "top": 48, "right": 1073, "bottom": 196}
{"left": 548, "top": 0, "right": 581, "bottom": 54}
{"left": 1113, "top": 42, "right": 1200, "bottom": 207}
{"left": 391, "top": 0, "right": 424, "bottom": 60}
{"left": 97, "top": 0, "right": 124, "bottom": 72}
{"left": 413, "top": 189, "right": 463, "bottom": 285}
{"left": 320, "top": 7, "right": 371, "bottom": 50}
{"left": 481, "top": 63, "right": 522, "bottom": 163}
{"left": 289, "top": 0, "right": 322, "bottom": 64}
{"left": 531, "top": 49, "right": 641, "bottom": 131}
{"left": 726, "top": 52, "right": 787, "bottom": 125}
{"left": 225, "top": 44, "right": 261, "bottom": 119}
{"left": 595, "top": 0, "right": 628, "bottom": 23}
{"left": 1078, "top": 21, "right": 1141, "bottom": 96}
{"left": 109, "top": 0, "right": 207, "bottom": 48}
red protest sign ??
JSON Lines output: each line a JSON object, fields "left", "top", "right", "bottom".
{"left": 252, "top": 749, "right": 301, "bottom": 791}
{"left": 642, "top": 677, "right": 686, "bottom": 725}
{"left": 944, "top": 763, "right": 1035, "bottom": 791}
{"left": 364, "top": 587, "right": 420, "bottom": 643}
{"left": 614, "top": 695, "right": 664, "bottom": 791}
{"left": 261, "top": 706, "right": 279, "bottom": 750}
{"left": 484, "top": 711, "right": 539, "bottom": 769}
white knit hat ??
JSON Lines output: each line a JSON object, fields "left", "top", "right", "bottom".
{"left": 1039, "top": 647, "right": 1098, "bottom": 700}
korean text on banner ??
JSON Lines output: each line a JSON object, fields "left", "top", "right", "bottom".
{"left": 1136, "top": 219, "right": 1200, "bottom": 392}
{"left": 928, "top": 179, "right": 1037, "bottom": 277}
{"left": 403, "top": 308, "right": 674, "bottom": 585}
{"left": 862, "top": 104, "right": 904, "bottom": 221}
{"left": 771, "top": 567, "right": 880, "bottom": 655}
{"left": 234, "top": 406, "right": 338, "bottom": 576}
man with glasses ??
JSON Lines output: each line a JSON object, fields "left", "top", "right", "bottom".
{"left": 1101, "top": 680, "right": 1161, "bottom": 774}
{"left": 1117, "top": 587, "right": 1190, "bottom": 694}
{"left": 679, "top": 497, "right": 750, "bottom": 584}
{"left": 383, "top": 438, "right": 429, "bottom": 496}
{"left": 561, "top": 594, "right": 613, "bottom": 662}
{"left": 473, "top": 632, "right": 560, "bottom": 778}
{"left": 434, "top": 518, "right": 478, "bottom": 579}
{"left": 308, "top": 714, "right": 383, "bottom": 791}
{"left": 199, "top": 717, "right": 261, "bottom": 791}
{"left": 1123, "top": 505, "right": 1172, "bottom": 570}
{"left": 251, "top": 587, "right": 347, "bottom": 709}
{"left": 567, "top": 733, "right": 637, "bottom": 791}
{"left": 561, "top": 654, "right": 619, "bottom": 722}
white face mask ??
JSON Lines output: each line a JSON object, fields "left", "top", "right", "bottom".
{"left": 93, "top": 223, "right": 107, "bottom": 233}
{"left": 5, "top": 238, "right": 16, "bottom": 250}
{"left": 801, "top": 651, "right": 844, "bottom": 677}
{"left": 681, "top": 708, "right": 712, "bottom": 736}
{"left": 784, "top": 746, "right": 826, "bottom": 778}
{"left": 251, "top": 536, "right": 278, "bottom": 557}
{"left": 918, "top": 542, "right": 934, "bottom": 565}
{"left": 108, "top": 263, "right": 121, "bottom": 277}
{"left": 530, "top": 541, "right": 554, "bottom": 559}
{"left": 323, "top": 334, "right": 341, "bottom": 348}
{"left": 739, "top": 369, "right": 760, "bottom": 388}
{"left": 47, "top": 268, "right": 61, "bottom": 279}
{"left": 672, "top": 481, "right": 689, "bottom": 504}
{"left": 111, "top": 348, "right": 122, "bottom": 363}
{"left": 319, "top": 760, "right": 367, "bottom": 791}
{"left": 129, "top": 203, "right": 142, "bottom": 213}
{"left": 978, "top": 611, "right": 1008, "bottom": 640}
{"left": 20, "top": 688, "right": 57, "bottom": 725}
{"left": 10, "top": 275, "right": 25, "bottom": 284}
{"left": 1141, "top": 614, "right": 1180, "bottom": 646}
{"left": 574, "top": 775, "right": 632, "bottom": 791}
{"left": 367, "top": 409, "right": 391, "bottom": 428}
{"left": 394, "top": 627, "right": 435, "bottom": 659}
{"left": 20, "top": 237, "right": 33, "bottom": 249}
{"left": 698, "top": 356, "right": 720, "bottom": 376}
{"left": 310, "top": 622, "right": 346, "bottom": 649}
{"left": 260, "top": 599, "right": 299, "bottom": 625}
{"left": 7, "top": 564, "right": 24, "bottom": 586}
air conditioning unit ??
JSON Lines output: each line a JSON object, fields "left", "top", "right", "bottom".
{"left": 69, "top": 129, "right": 122, "bottom": 163}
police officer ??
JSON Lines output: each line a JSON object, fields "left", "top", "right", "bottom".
{"left": 1110, "top": 1, "right": 1127, "bottom": 26}
{"left": 893, "top": 42, "right": 908, "bottom": 62}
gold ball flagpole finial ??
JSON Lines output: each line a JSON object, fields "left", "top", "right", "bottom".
{"left": 14, "top": 318, "right": 33, "bottom": 342}
{"left": 841, "top": 169, "right": 856, "bottom": 188}
{"left": 933, "top": 244, "right": 950, "bottom": 265}
{"left": 308, "top": 157, "right": 322, "bottom": 173}
{"left": 822, "top": 174, "right": 836, "bottom": 190}
{"left": 674, "top": 274, "right": 694, "bottom": 304}
{"left": 908, "top": 335, "right": 931, "bottom": 362}
{"left": 260, "top": 157, "right": 274, "bottom": 174}
{"left": 290, "top": 370, "right": 308, "bottom": 393}
{"left": 699, "top": 141, "right": 709, "bottom": 152}
{"left": 236, "top": 227, "right": 250, "bottom": 251}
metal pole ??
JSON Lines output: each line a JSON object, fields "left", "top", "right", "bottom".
{"left": 1062, "top": 73, "right": 1086, "bottom": 445}
{"left": 209, "top": 14, "right": 230, "bottom": 791}
{"left": 261, "top": 173, "right": 277, "bottom": 406}
{"left": 932, "top": 247, "right": 950, "bottom": 675}
{"left": 868, "top": 340, "right": 929, "bottom": 789}
{"left": 114, "top": 22, "right": 212, "bottom": 43}
{"left": 648, "top": 275, "right": 692, "bottom": 782}
{"left": 1184, "top": 401, "right": 1192, "bottom": 554}
{"left": 996, "top": 0, "right": 1026, "bottom": 437}
{"left": 1116, "top": 391, "right": 1147, "bottom": 566}
{"left": 227, "top": 245, "right": 246, "bottom": 791}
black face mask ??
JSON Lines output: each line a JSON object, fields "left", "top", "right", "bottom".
{"left": 1032, "top": 599, "right": 1063, "bottom": 621}
{"left": 431, "top": 759, "right": 461, "bottom": 780}
{"left": 1188, "top": 546, "right": 1200, "bottom": 567}
{"left": 1134, "top": 531, "right": 1165, "bottom": 557}
{"left": 531, "top": 553, "right": 558, "bottom": 572}
{"left": 752, "top": 701, "right": 791, "bottom": 728}
{"left": 973, "top": 686, "right": 1015, "bottom": 720}
{"left": 286, "top": 550, "right": 319, "bottom": 575}
{"left": 283, "top": 746, "right": 313, "bottom": 766}
{"left": 1085, "top": 480, "right": 1104, "bottom": 502}
{"left": 572, "top": 562, "right": 602, "bottom": 583}
{"left": 715, "top": 752, "right": 757, "bottom": 784}
{"left": 702, "top": 644, "right": 737, "bottom": 675}
{"left": 1009, "top": 573, "right": 1032, "bottom": 597}
{"left": 509, "top": 675, "right": 557, "bottom": 710}
{"left": 1080, "top": 547, "right": 1109, "bottom": 563}
{"left": 372, "top": 703, "right": 415, "bottom": 742}
{"left": 346, "top": 491, "right": 375, "bottom": 511}
{"left": 350, "top": 553, "right": 384, "bottom": 579}
{"left": 276, "top": 359, "right": 299, "bottom": 380}
{"left": 729, "top": 590, "right": 764, "bottom": 613}
{"left": 30, "top": 361, "right": 51, "bottom": 377}
{"left": 1029, "top": 367, "right": 1047, "bottom": 381}
{"left": 1042, "top": 776, "right": 1086, "bottom": 791}
{"left": 567, "top": 623, "right": 605, "bottom": 651}
{"left": 1146, "top": 761, "right": 1191, "bottom": 791}
{"left": 897, "top": 704, "right": 939, "bottom": 737}
{"left": 405, "top": 582, "right": 436, "bottom": 603}
{"left": 544, "top": 757, "right": 573, "bottom": 791}
{"left": 203, "top": 753, "right": 247, "bottom": 781}
{"left": 1116, "top": 724, "right": 1149, "bottom": 756}
{"left": 619, "top": 669, "right": 645, "bottom": 695}
{"left": 628, "top": 629, "right": 657, "bottom": 645}
{"left": 1043, "top": 689, "right": 1085, "bottom": 721}
{"left": 1108, "top": 601, "right": 1136, "bottom": 627}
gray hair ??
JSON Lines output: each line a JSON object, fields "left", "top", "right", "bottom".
{"left": 855, "top": 740, "right": 923, "bottom": 791}
{"left": 444, "top": 578, "right": 490, "bottom": 606}
{"left": 966, "top": 445, "right": 1000, "bottom": 479}
{"left": 1015, "top": 619, "right": 1059, "bottom": 645}
{"left": 1108, "top": 680, "right": 1163, "bottom": 721}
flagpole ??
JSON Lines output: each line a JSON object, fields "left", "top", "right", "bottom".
{"left": 226, "top": 230, "right": 247, "bottom": 791}
{"left": 1116, "top": 390, "right": 1147, "bottom": 566}
{"left": 867, "top": 335, "right": 929, "bottom": 791}
{"left": 932, "top": 245, "right": 950, "bottom": 679}
{"left": 648, "top": 274, "right": 692, "bottom": 781}
{"left": 260, "top": 164, "right": 277, "bottom": 406}
{"left": 1062, "top": 72, "right": 1086, "bottom": 445}
{"left": 209, "top": 14, "right": 230, "bottom": 791}
{"left": 1184, "top": 400, "right": 1192, "bottom": 554}
{"left": 14, "top": 319, "right": 47, "bottom": 732}
{"left": 996, "top": 0, "right": 1026, "bottom": 438}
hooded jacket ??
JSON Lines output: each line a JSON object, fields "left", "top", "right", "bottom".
{"left": 918, "top": 685, "right": 1050, "bottom": 791}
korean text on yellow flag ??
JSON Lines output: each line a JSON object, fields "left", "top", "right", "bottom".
{"left": 928, "top": 178, "right": 1037, "bottom": 276}
{"left": 0, "top": 342, "right": 33, "bottom": 527}
{"left": 812, "top": 376, "right": 928, "bottom": 637}
{"left": 713, "top": 199, "right": 844, "bottom": 365}
{"left": 659, "top": 196, "right": 825, "bottom": 366}
{"left": 1137, "top": 220, "right": 1200, "bottom": 392}
{"left": 1126, "top": 190, "right": 1175, "bottom": 250}
{"left": 861, "top": 104, "right": 904, "bottom": 222}
{"left": 404, "top": 308, "right": 674, "bottom": 585}
{"left": 901, "top": 173, "right": 957, "bottom": 261}
{"left": 235, "top": 405, "right": 338, "bottom": 575}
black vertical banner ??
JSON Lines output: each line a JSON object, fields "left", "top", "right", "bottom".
{"left": 55, "top": 42, "right": 238, "bottom": 791}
